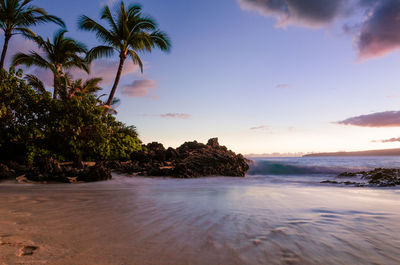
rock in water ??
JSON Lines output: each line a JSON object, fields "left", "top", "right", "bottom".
{"left": 123, "top": 137, "right": 250, "bottom": 178}
{"left": 0, "top": 164, "right": 16, "bottom": 179}
{"left": 78, "top": 163, "right": 112, "bottom": 182}
{"left": 332, "top": 168, "right": 400, "bottom": 187}
{"left": 362, "top": 168, "right": 400, "bottom": 187}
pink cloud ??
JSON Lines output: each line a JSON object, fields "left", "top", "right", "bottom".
{"left": 71, "top": 60, "right": 140, "bottom": 85}
{"left": 372, "top": 137, "right": 400, "bottom": 143}
{"left": 336, "top": 111, "right": 400, "bottom": 127}
{"left": 275, "top": 84, "right": 291, "bottom": 89}
{"left": 250, "top": 125, "right": 268, "bottom": 130}
{"left": 387, "top": 94, "right": 400, "bottom": 99}
{"left": 160, "top": 113, "right": 191, "bottom": 119}
{"left": 121, "top": 79, "right": 157, "bottom": 98}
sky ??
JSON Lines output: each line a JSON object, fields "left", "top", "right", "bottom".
{"left": 3, "top": 0, "right": 400, "bottom": 154}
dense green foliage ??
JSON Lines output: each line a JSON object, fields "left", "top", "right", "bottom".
{"left": 0, "top": 69, "right": 142, "bottom": 164}
{"left": 0, "top": 0, "right": 170, "bottom": 166}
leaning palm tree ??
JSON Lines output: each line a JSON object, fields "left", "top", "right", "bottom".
{"left": 12, "top": 29, "right": 89, "bottom": 99}
{"left": 0, "top": 0, "right": 64, "bottom": 69}
{"left": 78, "top": 1, "right": 170, "bottom": 107}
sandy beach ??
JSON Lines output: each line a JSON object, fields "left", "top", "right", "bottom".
{"left": 1, "top": 175, "right": 400, "bottom": 265}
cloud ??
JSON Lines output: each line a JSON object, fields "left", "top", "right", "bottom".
{"left": 372, "top": 137, "right": 400, "bottom": 143}
{"left": 336, "top": 111, "right": 400, "bottom": 127}
{"left": 239, "top": 0, "right": 348, "bottom": 28}
{"left": 356, "top": 0, "right": 400, "bottom": 59}
{"left": 72, "top": 59, "right": 140, "bottom": 86}
{"left": 5, "top": 35, "right": 141, "bottom": 87}
{"left": 4, "top": 35, "right": 40, "bottom": 68}
{"left": 160, "top": 113, "right": 192, "bottom": 119}
{"left": 250, "top": 125, "right": 268, "bottom": 130}
{"left": 121, "top": 79, "right": 157, "bottom": 98}
{"left": 275, "top": 83, "right": 291, "bottom": 88}
{"left": 239, "top": 0, "right": 400, "bottom": 59}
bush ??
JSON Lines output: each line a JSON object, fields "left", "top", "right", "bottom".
{"left": 0, "top": 69, "right": 142, "bottom": 164}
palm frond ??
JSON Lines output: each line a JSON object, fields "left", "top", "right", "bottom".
{"left": 25, "top": 73, "right": 47, "bottom": 94}
{"left": 127, "top": 49, "right": 143, "bottom": 73}
{"left": 86, "top": 45, "right": 114, "bottom": 62}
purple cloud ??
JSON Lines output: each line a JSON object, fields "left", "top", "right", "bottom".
{"left": 160, "top": 113, "right": 192, "bottom": 119}
{"left": 239, "top": 0, "right": 347, "bottom": 28}
{"left": 121, "top": 79, "right": 157, "bottom": 98}
{"left": 336, "top": 111, "right": 400, "bottom": 127}
{"left": 356, "top": 0, "right": 400, "bottom": 59}
{"left": 239, "top": 0, "right": 400, "bottom": 59}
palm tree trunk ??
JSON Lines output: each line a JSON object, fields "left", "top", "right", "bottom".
{"left": 53, "top": 75, "right": 59, "bottom": 100}
{"left": 106, "top": 56, "right": 125, "bottom": 107}
{"left": 0, "top": 33, "right": 11, "bottom": 70}
{"left": 53, "top": 65, "right": 62, "bottom": 100}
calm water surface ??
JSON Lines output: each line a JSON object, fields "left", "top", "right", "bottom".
{"left": 0, "top": 156, "right": 399, "bottom": 264}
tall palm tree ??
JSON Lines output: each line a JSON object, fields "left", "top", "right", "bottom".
{"left": 0, "top": 0, "right": 64, "bottom": 70}
{"left": 12, "top": 29, "right": 89, "bottom": 99}
{"left": 78, "top": 1, "right": 170, "bottom": 107}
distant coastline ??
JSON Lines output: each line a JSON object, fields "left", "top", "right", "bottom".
{"left": 304, "top": 148, "right": 400, "bottom": 157}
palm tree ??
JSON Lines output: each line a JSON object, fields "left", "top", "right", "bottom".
{"left": 27, "top": 72, "right": 103, "bottom": 99}
{"left": 0, "top": 0, "right": 64, "bottom": 70}
{"left": 63, "top": 76, "right": 103, "bottom": 100}
{"left": 12, "top": 29, "right": 89, "bottom": 99}
{"left": 78, "top": 1, "right": 170, "bottom": 107}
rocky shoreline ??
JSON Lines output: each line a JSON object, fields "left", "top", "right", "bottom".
{"left": 0, "top": 138, "right": 250, "bottom": 183}
{"left": 321, "top": 168, "right": 400, "bottom": 187}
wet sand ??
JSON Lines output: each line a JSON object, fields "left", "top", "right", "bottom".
{"left": 1, "top": 175, "right": 400, "bottom": 265}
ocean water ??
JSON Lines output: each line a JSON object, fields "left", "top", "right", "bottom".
{"left": 1, "top": 156, "right": 400, "bottom": 264}
{"left": 248, "top": 156, "right": 400, "bottom": 184}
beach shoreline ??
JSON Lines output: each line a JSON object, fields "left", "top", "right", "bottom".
{"left": 1, "top": 174, "right": 400, "bottom": 265}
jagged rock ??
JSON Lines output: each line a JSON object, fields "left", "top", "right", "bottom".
{"left": 321, "top": 180, "right": 339, "bottom": 184}
{"left": 77, "top": 163, "right": 112, "bottom": 182}
{"left": 334, "top": 168, "right": 400, "bottom": 187}
{"left": 165, "top": 147, "right": 179, "bottom": 161}
{"left": 36, "top": 157, "right": 62, "bottom": 174}
{"left": 362, "top": 168, "right": 400, "bottom": 187}
{"left": 338, "top": 172, "right": 358, "bottom": 177}
{"left": 2, "top": 138, "right": 250, "bottom": 182}
{"left": 124, "top": 138, "right": 250, "bottom": 178}
{"left": 0, "top": 164, "right": 16, "bottom": 179}
{"left": 207, "top": 138, "right": 219, "bottom": 148}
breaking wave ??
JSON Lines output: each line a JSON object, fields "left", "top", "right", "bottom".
{"left": 248, "top": 160, "right": 364, "bottom": 176}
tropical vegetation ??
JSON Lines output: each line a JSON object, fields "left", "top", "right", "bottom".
{"left": 0, "top": 0, "right": 170, "bottom": 165}
{"left": 78, "top": 2, "right": 170, "bottom": 106}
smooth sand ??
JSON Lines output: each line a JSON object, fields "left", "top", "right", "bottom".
{"left": 1, "top": 175, "right": 400, "bottom": 265}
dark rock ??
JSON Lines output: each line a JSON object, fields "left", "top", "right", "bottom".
{"left": 166, "top": 147, "right": 179, "bottom": 161}
{"left": 0, "top": 164, "right": 16, "bottom": 179}
{"left": 131, "top": 151, "right": 150, "bottom": 164}
{"left": 122, "top": 138, "right": 250, "bottom": 178}
{"left": 77, "top": 163, "right": 112, "bottom": 182}
{"left": 321, "top": 180, "right": 340, "bottom": 184}
{"left": 36, "top": 157, "right": 62, "bottom": 174}
{"left": 362, "top": 168, "right": 400, "bottom": 187}
{"left": 336, "top": 168, "right": 400, "bottom": 187}
{"left": 338, "top": 172, "right": 358, "bottom": 177}
{"left": 207, "top": 138, "right": 219, "bottom": 148}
